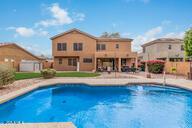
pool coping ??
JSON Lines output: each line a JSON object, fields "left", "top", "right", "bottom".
{"left": 0, "top": 78, "right": 192, "bottom": 105}
{"left": 0, "top": 77, "right": 192, "bottom": 127}
{"left": 0, "top": 122, "right": 76, "bottom": 128}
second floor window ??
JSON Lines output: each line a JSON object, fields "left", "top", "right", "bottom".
{"left": 168, "top": 45, "right": 172, "bottom": 50}
{"left": 83, "top": 58, "right": 92, "bottom": 63}
{"left": 97, "top": 44, "right": 106, "bottom": 51}
{"left": 143, "top": 47, "right": 146, "bottom": 53}
{"left": 116, "top": 44, "right": 119, "bottom": 49}
{"left": 181, "top": 45, "right": 184, "bottom": 51}
{"left": 74, "top": 43, "right": 83, "bottom": 51}
{"left": 57, "top": 43, "right": 67, "bottom": 51}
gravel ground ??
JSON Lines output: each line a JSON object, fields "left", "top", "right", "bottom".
{"left": 0, "top": 78, "right": 43, "bottom": 96}
{"left": 131, "top": 72, "right": 186, "bottom": 79}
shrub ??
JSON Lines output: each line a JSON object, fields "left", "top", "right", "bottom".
{"left": 140, "top": 62, "right": 145, "bottom": 71}
{"left": 171, "top": 67, "right": 177, "bottom": 73}
{"left": 147, "top": 60, "right": 165, "bottom": 74}
{"left": 130, "top": 67, "right": 137, "bottom": 72}
{"left": 0, "top": 64, "right": 15, "bottom": 87}
{"left": 41, "top": 68, "right": 56, "bottom": 79}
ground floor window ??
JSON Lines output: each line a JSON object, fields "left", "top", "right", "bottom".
{"left": 97, "top": 58, "right": 115, "bottom": 71}
{"left": 58, "top": 58, "right": 62, "bottom": 64}
{"left": 68, "top": 58, "right": 77, "bottom": 66}
{"left": 169, "top": 58, "right": 183, "bottom": 62}
{"left": 121, "top": 59, "right": 126, "bottom": 66}
{"left": 83, "top": 58, "right": 92, "bottom": 63}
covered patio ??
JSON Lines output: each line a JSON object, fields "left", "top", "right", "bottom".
{"left": 96, "top": 57, "right": 137, "bottom": 72}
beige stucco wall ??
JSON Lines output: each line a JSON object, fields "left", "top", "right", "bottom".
{"left": 141, "top": 44, "right": 157, "bottom": 60}
{"left": 52, "top": 31, "right": 97, "bottom": 57}
{"left": 52, "top": 30, "right": 137, "bottom": 71}
{"left": 97, "top": 41, "right": 131, "bottom": 52}
{"left": 0, "top": 45, "right": 41, "bottom": 71}
{"left": 54, "top": 58, "right": 77, "bottom": 71}
{"left": 95, "top": 41, "right": 137, "bottom": 58}
{"left": 52, "top": 31, "right": 96, "bottom": 71}
{"left": 141, "top": 42, "right": 184, "bottom": 61}
{"left": 165, "top": 62, "right": 190, "bottom": 76}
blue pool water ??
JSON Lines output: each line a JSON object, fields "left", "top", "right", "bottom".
{"left": 0, "top": 84, "right": 192, "bottom": 128}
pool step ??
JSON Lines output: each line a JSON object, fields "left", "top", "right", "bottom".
{"left": 0, "top": 122, "right": 76, "bottom": 128}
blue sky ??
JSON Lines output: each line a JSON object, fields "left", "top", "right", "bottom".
{"left": 0, "top": 0, "right": 192, "bottom": 57}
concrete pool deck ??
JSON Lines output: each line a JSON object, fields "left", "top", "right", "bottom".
{"left": 0, "top": 75, "right": 192, "bottom": 128}
{"left": 0, "top": 122, "right": 75, "bottom": 128}
{"left": 1, "top": 77, "right": 192, "bottom": 105}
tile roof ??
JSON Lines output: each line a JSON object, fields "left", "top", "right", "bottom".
{"left": 50, "top": 28, "right": 133, "bottom": 42}
{"left": 0, "top": 42, "right": 14, "bottom": 47}
{"left": 141, "top": 38, "right": 183, "bottom": 47}
{"left": 97, "top": 37, "right": 133, "bottom": 42}
{"left": 0, "top": 42, "right": 43, "bottom": 60}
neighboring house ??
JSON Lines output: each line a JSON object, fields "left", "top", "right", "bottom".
{"left": 51, "top": 28, "right": 137, "bottom": 72}
{"left": 0, "top": 43, "right": 43, "bottom": 71}
{"left": 139, "top": 38, "right": 184, "bottom": 62}
{"left": 20, "top": 60, "right": 42, "bottom": 72}
{"left": 42, "top": 59, "right": 54, "bottom": 69}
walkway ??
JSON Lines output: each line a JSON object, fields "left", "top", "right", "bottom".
{"left": 0, "top": 122, "right": 75, "bottom": 128}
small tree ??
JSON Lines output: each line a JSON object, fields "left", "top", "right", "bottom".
{"left": 41, "top": 68, "right": 56, "bottom": 79}
{"left": 184, "top": 28, "right": 192, "bottom": 59}
{"left": 147, "top": 60, "right": 165, "bottom": 74}
{"left": 109, "top": 32, "right": 120, "bottom": 38}
{"left": 0, "top": 64, "right": 15, "bottom": 87}
{"left": 100, "top": 32, "right": 109, "bottom": 38}
{"left": 100, "top": 32, "right": 121, "bottom": 38}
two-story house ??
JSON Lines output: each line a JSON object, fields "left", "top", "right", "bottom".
{"left": 139, "top": 38, "right": 184, "bottom": 62}
{"left": 51, "top": 29, "right": 137, "bottom": 72}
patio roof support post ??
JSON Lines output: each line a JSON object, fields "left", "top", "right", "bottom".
{"left": 77, "top": 58, "right": 80, "bottom": 72}
{"left": 118, "top": 58, "right": 121, "bottom": 72}
{"left": 94, "top": 57, "right": 97, "bottom": 72}
{"left": 135, "top": 57, "right": 138, "bottom": 68}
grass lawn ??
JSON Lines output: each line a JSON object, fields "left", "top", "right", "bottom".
{"left": 15, "top": 72, "right": 100, "bottom": 80}
{"left": 56, "top": 72, "right": 100, "bottom": 77}
{"left": 15, "top": 72, "right": 41, "bottom": 80}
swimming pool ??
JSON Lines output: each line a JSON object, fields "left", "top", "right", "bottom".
{"left": 0, "top": 84, "right": 192, "bottom": 128}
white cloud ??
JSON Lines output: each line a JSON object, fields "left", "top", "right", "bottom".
{"left": 163, "top": 32, "right": 185, "bottom": 39}
{"left": 122, "top": 32, "right": 131, "bottom": 37}
{"left": 161, "top": 20, "right": 172, "bottom": 25}
{"left": 73, "top": 12, "right": 85, "bottom": 21}
{"left": 112, "top": 23, "right": 117, "bottom": 28}
{"left": 18, "top": 43, "right": 51, "bottom": 57}
{"left": 145, "top": 26, "right": 162, "bottom": 37}
{"left": 37, "top": 29, "right": 49, "bottom": 36}
{"left": 37, "top": 3, "right": 73, "bottom": 27}
{"left": 7, "top": 27, "right": 48, "bottom": 37}
{"left": 125, "top": 0, "right": 150, "bottom": 3}
{"left": 141, "top": 0, "right": 150, "bottom": 3}
{"left": 13, "top": 9, "right": 17, "bottom": 12}
{"left": 7, "top": 3, "right": 85, "bottom": 38}
{"left": 132, "top": 23, "right": 185, "bottom": 52}
{"left": 15, "top": 27, "right": 35, "bottom": 37}
{"left": 36, "top": 3, "right": 85, "bottom": 27}
{"left": 6, "top": 27, "right": 16, "bottom": 30}
{"left": 132, "top": 26, "right": 162, "bottom": 51}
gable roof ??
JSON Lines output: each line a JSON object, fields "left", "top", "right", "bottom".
{"left": 97, "top": 37, "right": 133, "bottom": 42}
{"left": 50, "top": 28, "right": 97, "bottom": 40}
{"left": 141, "top": 38, "right": 183, "bottom": 47}
{"left": 0, "top": 43, "right": 43, "bottom": 60}
{"left": 50, "top": 28, "right": 133, "bottom": 41}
